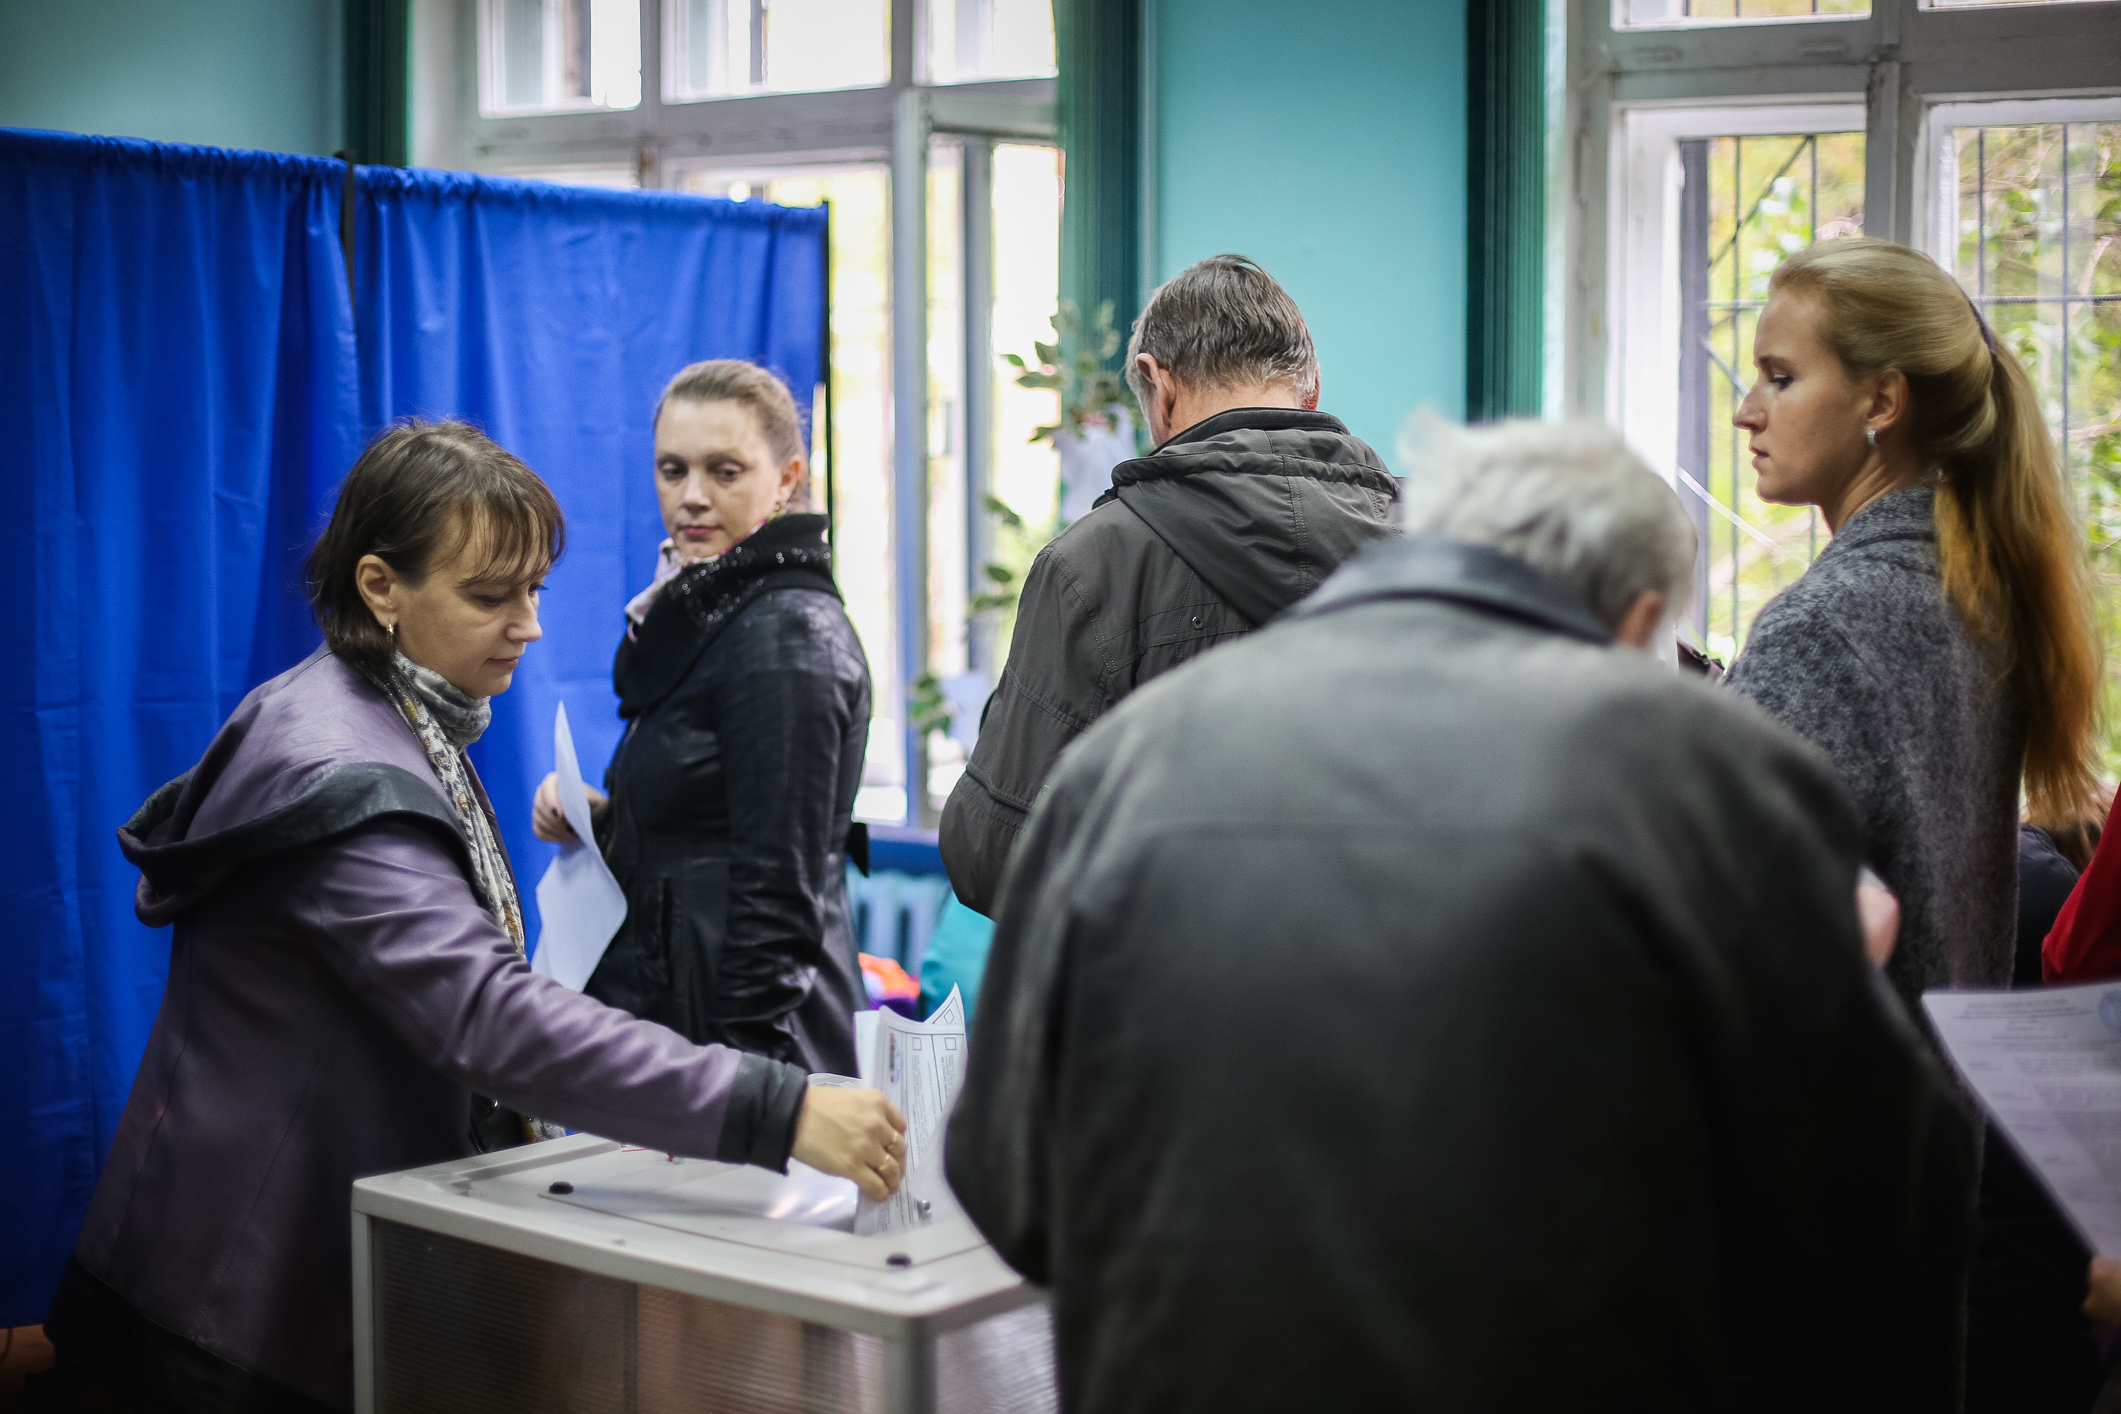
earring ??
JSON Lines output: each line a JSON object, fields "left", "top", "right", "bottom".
{"left": 1865, "top": 426, "right": 1878, "bottom": 448}
{"left": 387, "top": 621, "right": 398, "bottom": 640}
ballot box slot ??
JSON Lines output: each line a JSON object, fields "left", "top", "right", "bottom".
{"left": 534, "top": 1144, "right": 989, "bottom": 1269}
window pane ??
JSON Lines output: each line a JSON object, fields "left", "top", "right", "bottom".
{"left": 1954, "top": 123, "right": 2121, "bottom": 764}
{"left": 923, "top": 142, "right": 1062, "bottom": 811}
{"left": 488, "top": 164, "right": 640, "bottom": 188}
{"left": 1623, "top": 0, "right": 1865, "bottom": 24}
{"left": 924, "top": 0, "right": 1055, "bottom": 84}
{"left": 666, "top": 0, "right": 889, "bottom": 100}
{"left": 482, "top": 0, "right": 640, "bottom": 114}
{"left": 1678, "top": 130, "right": 1865, "bottom": 660}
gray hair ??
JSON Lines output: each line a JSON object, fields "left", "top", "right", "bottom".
{"left": 1123, "top": 255, "right": 1320, "bottom": 403}
{"left": 1396, "top": 416, "right": 1697, "bottom": 632}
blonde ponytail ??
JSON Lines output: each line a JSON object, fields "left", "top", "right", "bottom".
{"left": 1771, "top": 238, "right": 2101, "bottom": 823}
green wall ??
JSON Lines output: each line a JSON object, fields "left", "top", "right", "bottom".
{"left": 0, "top": 0, "right": 345, "bottom": 156}
{"left": 1152, "top": 0, "right": 1467, "bottom": 464}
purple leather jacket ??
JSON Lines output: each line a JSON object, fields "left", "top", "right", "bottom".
{"left": 73, "top": 648, "right": 809, "bottom": 1409}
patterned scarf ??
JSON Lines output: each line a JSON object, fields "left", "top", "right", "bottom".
{"left": 364, "top": 652, "right": 524, "bottom": 953}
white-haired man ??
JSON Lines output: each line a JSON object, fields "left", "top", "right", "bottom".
{"left": 945, "top": 420, "right": 1973, "bottom": 1414}
{"left": 939, "top": 254, "right": 1397, "bottom": 916}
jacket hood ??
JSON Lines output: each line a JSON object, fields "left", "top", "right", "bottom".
{"left": 119, "top": 649, "right": 472, "bottom": 926}
{"left": 1108, "top": 407, "right": 1398, "bottom": 626}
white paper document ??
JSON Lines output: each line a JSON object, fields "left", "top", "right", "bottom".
{"left": 1925, "top": 984, "right": 2121, "bottom": 1255}
{"left": 855, "top": 986, "right": 968, "bottom": 1237}
{"left": 530, "top": 702, "right": 628, "bottom": 992}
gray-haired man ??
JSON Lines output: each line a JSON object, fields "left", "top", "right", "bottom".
{"left": 946, "top": 419, "right": 1972, "bottom": 1413}
{"left": 939, "top": 254, "right": 1397, "bottom": 916}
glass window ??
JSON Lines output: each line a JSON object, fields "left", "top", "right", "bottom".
{"left": 488, "top": 163, "right": 641, "bottom": 188}
{"left": 1677, "top": 130, "right": 1865, "bottom": 659}
{"left": 481, "top": 0, "right": 641, "bottom": 114}
{"left": 924, "top": 0, "right": 1056, "bottom": 84}
{"left": 1951, "top": 121, "right": 2121, "bottom": 685}
{"left": 1622, "top": 0, "right": 1866, "bottom": 23}
{"left": 665, "top": 0, "right": 890, "bottom": 100}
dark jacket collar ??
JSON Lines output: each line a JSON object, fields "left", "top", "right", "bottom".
{"left": 1139, "top": 405, "right": 1356, "bottom": 459}
{"left": 1098, "top": 407, "right": 1398, "bottom": 627}
{"left": 615, "top": 513, "right": 839, "bottom": 719}
{"left": 1290, "top": 535, "right": 1612, "bottom": 645}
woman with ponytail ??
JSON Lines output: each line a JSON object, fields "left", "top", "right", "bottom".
{"left": 1726, "top": 236, "right": 2100, "bottom": 1016}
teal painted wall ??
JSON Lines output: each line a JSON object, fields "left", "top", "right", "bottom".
{"left": 1153, "top": 0, "right": 1466, "bottom": 464}
{"left": 0, "top": 0, "right": 345, "bottom": 156}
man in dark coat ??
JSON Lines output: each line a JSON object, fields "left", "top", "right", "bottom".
{"left": 938, "top": 254, "right": 1397, "bottom": 914}
{"left": 945, "top": 419, "right": 1974, "bottom": 1413}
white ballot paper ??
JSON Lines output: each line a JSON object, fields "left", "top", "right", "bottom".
{"left": 855, "top": 986, "right": 968, "bottom": 1237}
{"left": 530, "top": 702, "right": 628, "bottom": 991}
{"left": 1926, "top": 984, "right": 2121, "bottom": 1255}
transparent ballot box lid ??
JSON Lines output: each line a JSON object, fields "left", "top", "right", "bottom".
{"left": 354, "top": 1134, "right": 1054, "bottom": 1414}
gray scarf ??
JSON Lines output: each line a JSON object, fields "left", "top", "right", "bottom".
{"left": 364, "top": 652, "right": 522, "bottom": 953}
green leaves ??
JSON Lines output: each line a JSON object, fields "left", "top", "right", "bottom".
{"left": 1004, "top": 298, "right": 1147, "bottom": 449}
{"left": 910, "top": 669, "right": 956, "bottom": 738}
{"left": 983, "top": 493, "right": 1025, "bottom": 530}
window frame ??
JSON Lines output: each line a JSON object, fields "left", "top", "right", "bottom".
{"left": 1560, "top": 0, "right": 2121, "bottom": 426}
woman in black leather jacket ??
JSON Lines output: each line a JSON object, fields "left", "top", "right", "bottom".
{"left": 533, "top": 360, "right": 870, "bottom": 1074}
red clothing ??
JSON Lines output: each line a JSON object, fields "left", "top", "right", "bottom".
{"left": 2042, "top": 801, "right": 2121, "bottom": 982}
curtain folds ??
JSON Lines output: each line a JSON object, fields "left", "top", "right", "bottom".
{"left": 1056, "top": 0, "right": 1143, "bottom": 336}
{"left": 0, "top": 130, "right": 828, "bottom": 1326}
{"left": 1466, "top": 0, "right": 1547, "bottom": 422}
{"left": 0, "top": 129, "right": 361, "bottom": 1326}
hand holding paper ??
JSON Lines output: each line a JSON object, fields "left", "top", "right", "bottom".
{"left": 854, "top": 986, "right": 969, "bottom": 1236}
{"left": 530, "top": 702, "right": 628, "bottom": 992}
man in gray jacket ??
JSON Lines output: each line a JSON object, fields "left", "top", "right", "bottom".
{"left": 938, "top": 254, "right": 1396, "bottom": 914}
{"left": 946, "top": 420, "right": 1973, "bottom": 1413}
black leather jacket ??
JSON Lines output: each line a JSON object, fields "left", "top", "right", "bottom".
{"left": 588, "top": 515, "right": 869, "bottom": 1074}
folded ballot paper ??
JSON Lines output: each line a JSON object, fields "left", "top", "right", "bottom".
{"left": 530, "top": 702, "right": 628, "bottom": 992}
{"left": 1926, "top": 985, "right": 2121, "bottom": 1255}
{"left": 853, "top": 987, "right": 969, "bottom": 1237}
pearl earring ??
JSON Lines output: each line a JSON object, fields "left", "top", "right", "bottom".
{"left": 1865, "top": 426, "right": 1877, "bottom": 448}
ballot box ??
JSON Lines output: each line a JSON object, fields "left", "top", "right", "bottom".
{"left": 351, "top": 1133, "right": 1055, "bottom": 1414}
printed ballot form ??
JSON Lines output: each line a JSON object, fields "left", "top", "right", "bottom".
{"left": 530, "top": 702, "right": 628, "bottom": 992}
{"left": 1926, "top": 985, "right": 2121, "bottom": 1255}
{"left": 855, "top": 987, "right": 968, "bottom": 1237}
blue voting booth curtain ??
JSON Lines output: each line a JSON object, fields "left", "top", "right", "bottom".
{"left": 352, "top": 166, "right": 827, "bottom": 947}
{"left": 0, "top": 132, "right": 827, "bottom": 1325}
{"left": 0, "top": 129, "right": 360, "bottom": 1326}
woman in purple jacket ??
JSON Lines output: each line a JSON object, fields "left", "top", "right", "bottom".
{"left": 35, "top": 422, "right": 905, "bottom": 1413}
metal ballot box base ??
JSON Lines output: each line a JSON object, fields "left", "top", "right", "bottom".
{"left": 352, "top": 1134, "right": 1055, "bottom": 1414}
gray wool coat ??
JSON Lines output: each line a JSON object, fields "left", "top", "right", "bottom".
{"left": 1725, "top": 485, "right": 2024, "bottom": 1014}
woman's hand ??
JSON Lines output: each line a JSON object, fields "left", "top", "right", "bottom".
{"left": 791, "top": 1086, "right": 908, "bottom": 1201}
{"left": 1856, "top": 867, "right": 1900, "bottom": 968}
{"left": 532, "top": 773, "right": 606, "bottom": 843}
{"left": 2086, "top": 1258, "right": 2121, "bottom": 1327}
